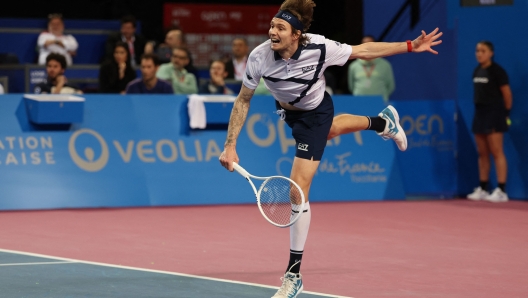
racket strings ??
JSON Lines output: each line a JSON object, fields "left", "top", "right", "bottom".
{"left": 259, "top": 177, "right": 304, "bottom": 225}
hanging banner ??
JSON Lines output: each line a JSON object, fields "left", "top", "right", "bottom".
{"left": 162, "top": 4, "right": 279, "bottom": 67}
{"left": 163, "top": 4, "right": 279, "bottom": 34}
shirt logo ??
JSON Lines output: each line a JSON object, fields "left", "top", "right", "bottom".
{"left": 473, "top": 77, "right": 489, "bottom": 83}
{"left": 298, "top": 143, "right": 309, "bottom": 151}
{"left": 246, "top": 72, "right": 253, "bottom": 80}
{"left": 301, "top": 65, "right": 315, "bottom": 73}
{"left": 335, "top": 41, "right": 341, "bottom": 47}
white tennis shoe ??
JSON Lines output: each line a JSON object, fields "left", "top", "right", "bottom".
{"left": 377, "top": 105, "right": 408, "bottom": 151}
{"left": 484, "top": 187, "right": 509, "bottom": 203}
{"left": 467, "top": 186, "right": 489, "bottom": 201}
{"left": 271, "top": 272, "right": 303, "bottom": 298}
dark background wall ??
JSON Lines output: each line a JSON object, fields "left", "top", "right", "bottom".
{"left": 0, "top": 0, "right": 362, "bottom": 92}
{"left": 0, "top": 0, "right": 361, "bottom": 44}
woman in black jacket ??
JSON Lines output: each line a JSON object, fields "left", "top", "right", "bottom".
{"left": 99, "top": 41, "right": 136, "bottom": 93}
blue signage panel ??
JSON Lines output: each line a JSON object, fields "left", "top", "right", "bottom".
{"left": 393, "top": 100, "right": 457, "bottom": 197}
{"left": 0, "top": 94, "right": 404, "bottom": 211}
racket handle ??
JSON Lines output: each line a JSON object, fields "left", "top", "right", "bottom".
{"left": 232, "top": 162, "right": 250, "bottom": 178}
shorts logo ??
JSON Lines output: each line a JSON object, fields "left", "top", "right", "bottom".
{"left": 298, "top": 143, "right": 309, "bottom": 151}
{"left": 302, "top": 65, "right": 315, "bottom": 73}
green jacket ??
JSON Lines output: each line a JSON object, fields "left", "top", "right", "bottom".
{"left": 156, "top": 63, "right": 198, "bottom": 94}
{"left": 347, "top": 58, "right": 395, "bottom": 102}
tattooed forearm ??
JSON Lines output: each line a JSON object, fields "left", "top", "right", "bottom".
{"left": 225, "top": 85, "right": 254, "bottom": 147}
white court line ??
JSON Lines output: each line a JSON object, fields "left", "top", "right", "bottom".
{"left": 0, "top": 248, "right": 351, "bottom": 298}
{"left": 0, "top": 261, "right": 76, "bottom": 267}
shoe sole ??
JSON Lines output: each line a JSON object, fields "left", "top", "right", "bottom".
{"left": 385, "top": 105, "right": 408, "bottom": 151}
{"left": 271, "top": 284, "right": 303, "bottom": 298}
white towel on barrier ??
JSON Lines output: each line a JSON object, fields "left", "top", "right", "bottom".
{"left": 188, "top": 94, "right": 207, "bottom": 129}
{"left": 188, "top": 94, "right": 236, "bottom": 129}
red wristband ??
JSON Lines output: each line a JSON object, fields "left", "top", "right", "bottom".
{"left": 406, "top": 40, "right": 413, "bottom": 52}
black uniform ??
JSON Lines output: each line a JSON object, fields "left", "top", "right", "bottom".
{"left": 472, "top": 62, "right": 509, "bottom": 134}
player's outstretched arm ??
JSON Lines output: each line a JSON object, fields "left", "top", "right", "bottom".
{"left": 350, "top": 27, "right": 443, "bottom": 60}
{"left": 219, "top": 84, "right": 255, "bottom": 171}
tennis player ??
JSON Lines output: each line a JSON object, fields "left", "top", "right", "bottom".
{"left": 219, "top": 1, "right": 442, "bottom": 296}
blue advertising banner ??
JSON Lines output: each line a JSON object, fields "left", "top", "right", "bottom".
{"left": 393, "top": 100, "right": 457, "bottom": 197}
{"left": 0, "top": 94, "right": 404, "bottom": 211}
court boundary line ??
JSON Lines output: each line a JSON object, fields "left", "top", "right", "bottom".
{"left": 0, "top": 248, "right": 351, "bottom": 298}
{"left": 0, "top": 261, "right": 76, "bottom": 266}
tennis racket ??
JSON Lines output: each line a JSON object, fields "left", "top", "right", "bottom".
{"left": 232, "top": 162, "right": 305, "bottom": 228}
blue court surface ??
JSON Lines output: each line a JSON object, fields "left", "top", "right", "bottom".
{"left": 0, "top": 249, "right": 349, "bottom": 298}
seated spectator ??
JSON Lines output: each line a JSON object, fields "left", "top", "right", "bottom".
{"left": 104, "top": 15, "right": 146, "bottom": 67}
{"left": 126, "top": 53, "right": 173, "bottom": 94}
{"left": 34, "top": 53, "right": 82, "bottom": 94}
{"left": 254, "top": 78, "right": 271, "bottom": 95}
{"left": 37, "top": 13, "right": 78, "bottom": 66}
{"left": 0, "top": 83, "right": 4, "bottom": 94}
{"left": 199, "top": 60, "right": 234, "bottom": 95}
{"left": 156, "top": 47, "right": 198, "bottom": 94}
{"left": 99, "top": 41, "right": 137, "bottom": 94}
{"left": 145, "top": 26, "right": 198, "bottom": 77}
{"left": 225, "top": 37, "right": 249, "bottom": 80}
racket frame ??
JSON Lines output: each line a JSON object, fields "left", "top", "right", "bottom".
{"left": 232, "top": 162, "right": 305, "bottom": 228}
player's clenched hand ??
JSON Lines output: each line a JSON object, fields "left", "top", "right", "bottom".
{"left": 219, "top": 146, "right": 239, "bottom": 172}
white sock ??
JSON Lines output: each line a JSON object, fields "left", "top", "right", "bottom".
{"left": 290, "top": 202, "right": 311, "bottom": 251}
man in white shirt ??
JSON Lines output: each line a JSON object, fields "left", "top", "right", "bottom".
{"left": 218, "top": 1, "right": 442, "bottom": 297}
{"left": 37, "top": 13, "right": 78, "bottom": 66}
{"left": 226, "top": 37, "right": 249, "bottom": 81}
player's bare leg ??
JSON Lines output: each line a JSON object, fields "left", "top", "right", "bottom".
{"left": 327, "top": 106, "right": 408, "bottom": 151}
{"left": 272, "top": 157, "right": 319, "bottom": 298}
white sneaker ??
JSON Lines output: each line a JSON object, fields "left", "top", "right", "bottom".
{"left": 467, "top": 186, "right": 489, "bottom": 201}
{"left": 484, "top": 188, "right": 509, "bottom": 203}
{"left": 271, "top": 272, "right": 303, "bottom": 298}
{"left": 377, "top": 105, "right": 408, "bottom": 151}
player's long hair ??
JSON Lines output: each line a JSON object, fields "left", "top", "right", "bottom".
{"left": 279, "top": 0, "right": 316, "bottom": 46}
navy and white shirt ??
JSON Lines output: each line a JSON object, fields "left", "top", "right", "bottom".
{"left": 243, "top": 34, "right": 352, "bottom": 110}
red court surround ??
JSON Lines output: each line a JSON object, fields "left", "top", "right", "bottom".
{"left": 1, "top": 200, "right": 527, "bottom": 297}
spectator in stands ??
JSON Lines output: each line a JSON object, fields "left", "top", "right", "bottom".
{"left": 125, "top": 53, "right": 173, "bottom": 94}
{"left": 156, "top": 47, "right": 198, "bottom": 94}
{"left": 199, "top": 60, "right": 234, "bottom": 95}
{"left": 0, "top": 83, "right": 4, "bottom": 94}
{"left": 104, "top": 15, "right": 146, "bottom": 67}
{"left": 144, "top": 26, "right": 198, "bottom": 77}
{"left": 254, "top": 78, "right": 271, "bottom": 95}
{"left": 225, "top": 37, "right": 249, "bottom": 80}
{"left": 467, "top": 41, "right": 513, "bottom": 203}
{"left": 99, "top": 41, "right": 137, "bottom": 94}
{"left": 37, "top": 13, "right": 78, "bottom": 66}
{"left": 347, "top": 35, "right": 395, "bottom": 102}
{"left": 34, "top": 53, "right": 82, "bottom": 94}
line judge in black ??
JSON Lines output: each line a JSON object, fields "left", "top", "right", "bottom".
{"left": 467, "top": 41, "right": 513, "bottom": 203}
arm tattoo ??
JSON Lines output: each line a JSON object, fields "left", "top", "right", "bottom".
{"left": 225, "top": 86, "right": 255, "bottom": 147}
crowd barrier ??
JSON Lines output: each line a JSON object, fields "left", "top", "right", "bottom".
{"left": 0, "top": 94, "right": 405, "bottom": 211}
{"left": 0, "top": 94, "right": 524, "bottom": 211}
